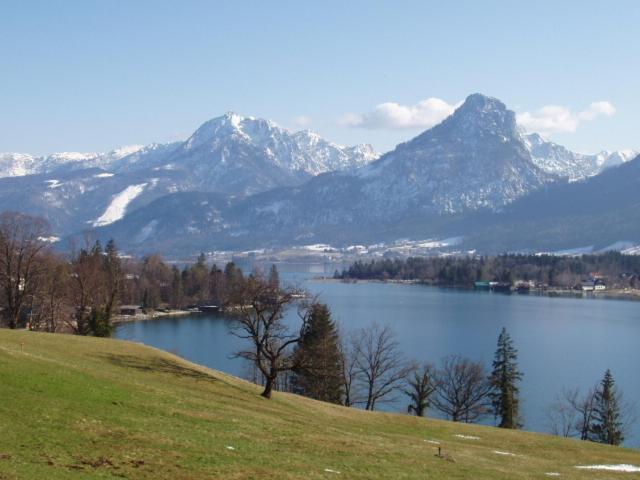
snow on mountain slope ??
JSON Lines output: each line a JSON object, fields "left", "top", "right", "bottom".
{"left": 92, "top": 183, "right": 148, "bottom": 227}
{"left": 524, "top": 133, "right": 637, "bottom": 181}
{"left": 0, "top": 153, "right": 38, "bottom": 177}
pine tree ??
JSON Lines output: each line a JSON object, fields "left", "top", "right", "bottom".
{"left": 589, "top": 369, "right": 625, "bottom": 445}
{"left": 292, "top": 303, "right": 343, "bottom": 404}
{"left": 489, "top": 327, "right": 523, "bottom": 428}
{"left": 88, "top": 308, "right": 113, "bottom": 337}
{"left": 103, "top": 239, "right": 122, "bottom": 319}
{"left": 268, "top": 264, "right": 280, "bottom": 289}
{"left": 170, "top": 266, "right": 183, "bottom": 308}
{"left": 223, "top": 262, "right": 244, "bottom": 304}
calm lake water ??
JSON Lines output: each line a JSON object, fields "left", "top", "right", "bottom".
{"left": 115, "top": 265, "right": 640, "bottom": 446}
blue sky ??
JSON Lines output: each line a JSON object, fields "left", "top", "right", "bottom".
{"left": 1, "top": 0, "right": 638, "bottom": 155}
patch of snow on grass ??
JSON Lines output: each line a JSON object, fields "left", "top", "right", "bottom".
{"left": 225, "top": 446, "right": 235, "bottom": 451}
{"left": 545, "top": 473, "right": 560, "bottom": 477}
{"left": 324, "top": 468, "right": 340, "bottom": 474}
{"left": 575, "top": 464, "right": 640, "bottom": 472}
{"left": 493, "top": 451, "right": 516, "bottom": 456}
{"left": 453, "top": 434, "right": 480, "bottom": 440}
{"left": 92, "top": 183, "right": 147, "bottom": 227}
{"left": 424, "top": 440, "right": 440, "bottom": 445}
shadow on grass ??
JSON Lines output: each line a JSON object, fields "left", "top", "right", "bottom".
{"left": 99, "top": 353, "right": 218, "bottom": 384}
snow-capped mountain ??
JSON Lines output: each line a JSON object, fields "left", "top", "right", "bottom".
{"left": 150, "top": 112, "right": 378, "bottom": 194}
{"left": 355, "top": 93, "right": 551, "bottom": 214}
{"left": 0, "top": 146, "right": 146, "bottom": 179}
{"left": 4, "top": 97, "right": 638, "bottom": 256}
{"left": 523, "top": 133, "right": 638, "bottom": 181}
{"left": 0, "top": 113, "right": 377, "bottom": 193}
{"left": 0, "top": 113, "right": 378, "bottom": 234}
{"left": 93, "top": 94, "right": 563, "bottom": 254}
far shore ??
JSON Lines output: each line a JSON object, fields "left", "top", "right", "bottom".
{"left": 311, "top": 276, "right": 640, "bottom": 302}
{"left": 112, "top": 279, "right": 640, "bottom": 330}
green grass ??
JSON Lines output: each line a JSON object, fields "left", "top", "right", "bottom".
{"left": 0, "top": 330, "right": 638, "bottom": 479}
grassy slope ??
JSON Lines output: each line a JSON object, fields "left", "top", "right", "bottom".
{"left": 0, "top": 330, "right": 638, "bottom": 479}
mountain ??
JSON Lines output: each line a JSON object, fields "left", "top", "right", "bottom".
{"left": 355, "top": 93, "right": 551, "bottom": 214}
{"left": 137, "top": 112, "right": 377, "bottom": 195}
{"left": 4, "top": 96, "right": 638, "bottom": 256}
{"left": 0, "top": 146, "right": 147, "bottom": 179}
{"left": 93, "top": 94, "right": 562, "bottom": 254}
{"left": 524, "top": 133, "right": 638, "bottom": 182}
{"left": 0, "top": 113, "right": 377, "bottom": 194}
{"left": 0, "top": 114, "right": 377, "bottom": 234}
{"left": 461, "top": 153, "right": 640, "bottom": 253}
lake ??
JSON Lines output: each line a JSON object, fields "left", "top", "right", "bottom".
{"left": 114, "top": 265, "right": 640, "bottom": 446}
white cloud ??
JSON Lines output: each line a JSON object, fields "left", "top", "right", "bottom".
{"left": 293, "top": 115, "right": 312, "bottom": 127}
{"left": 342, "top": 98, "right": 458, "bottom": 129}
{"left": 343, "top": 97, "right": 616, "bottom": 137}
{"left": 516, "top": 101, "right": 616, "bottom": 136}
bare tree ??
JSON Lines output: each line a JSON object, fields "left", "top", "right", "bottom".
{"left": 404, "top": 363, "right": 436, "bottom": 417}
{"left": 432, "top": 355, "right": 492, "bottom": 423}
{"left": 339, "top": 331, "right": 362, "bottom": 407}
{"left": 352, "top": 323, "right": 411, "bottom": 411}
{"left": 28, "top": 253, "right": 71, "bottom": 332}
{"left": 547, "top": 389, "right": 581, "bottom": 438}
{"left": 568, "top": 387, "right": 598, "bottom": 440}
{"left": 230, "top": 273, "right": 307, "bottom": 399}
{"left": 0, "top": 212, "right": 49, "bottom": 328}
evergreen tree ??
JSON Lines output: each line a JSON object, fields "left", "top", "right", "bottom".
{"left": 223, "top": 262, "right": 244, "bottom": 304}
{"left": 292, "top": 303, "right": 343, "bottom": 404}
{"left": 88, "top": 308, "right": 113, "bottom": 337}
{"left": 589, "top": 369, "right": 625, "bottom": 445}
{"left": 268, "top": 264, "right": 280, "bottom": 289}
{"left": 103, "top": 239, "right": 122, "bottom": 319}
{"left": 489, "top": 327, "right": 523, "bottom": 428}
{"left": 170, "top": 265, "right": 184, "bottom": 308}
{"left": 209, "top": 264, "right": 224, "bottom": 302}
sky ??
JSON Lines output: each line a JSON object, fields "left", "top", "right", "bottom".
{"left": 1, "top": 0, "right": 639, "bottom": 156}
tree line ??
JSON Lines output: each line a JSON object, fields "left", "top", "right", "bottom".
{"left": 337, "top": 253, "right": 640, "bottom": 289}
{"left": 0, "top": 212, "right": 254, "bottom": 335}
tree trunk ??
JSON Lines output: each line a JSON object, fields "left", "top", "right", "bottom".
{"left": 261, "top": 376, "right": 275, "bottom": 399}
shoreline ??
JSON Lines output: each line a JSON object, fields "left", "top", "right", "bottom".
{"left": 113, "top": 279, "right": 640, "bottom": 330}
{"left": 112, "top": 309, "right": 197, "bottom": 325}
{"left": 311, "top": 277, "right": 640, "bottom": 303}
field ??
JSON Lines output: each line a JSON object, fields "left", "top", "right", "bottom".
{"left": 0, "top": 329, "right": 638, "bottom": 479}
